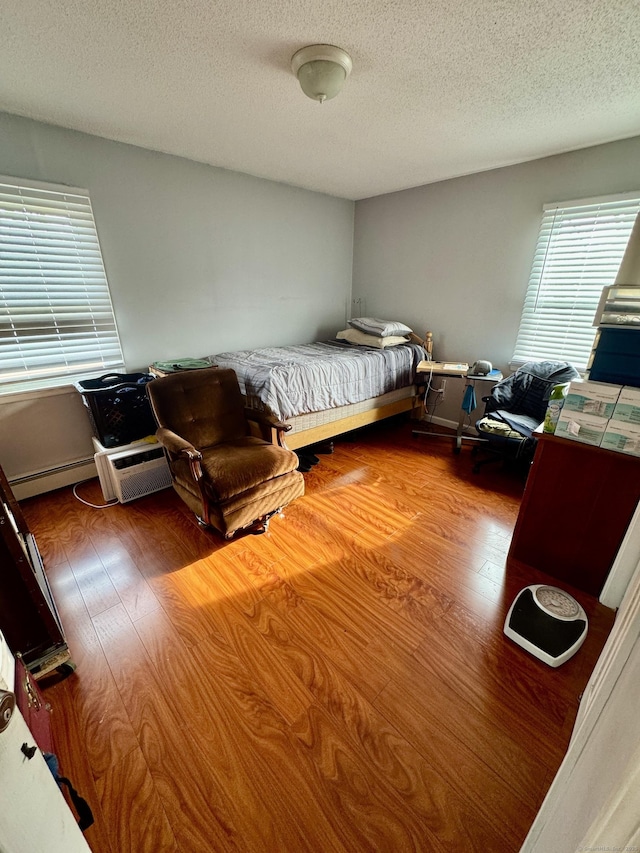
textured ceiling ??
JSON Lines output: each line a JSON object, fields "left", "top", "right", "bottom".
{"left": 1, "top": 0, "right": 639, "bottom": 200}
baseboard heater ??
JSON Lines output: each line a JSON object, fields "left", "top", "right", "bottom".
{"left": 10, "top": 458, "right": 96, "bottom": 500}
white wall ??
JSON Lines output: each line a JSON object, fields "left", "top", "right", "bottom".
{"left": 3, "top": 114, "right": 640, "bottom": 484}
{"left": 353, "top": 136, "right": 640, "bottom": 423}
{"left": 0, "top": 113, "right": 354, "bottom": 485}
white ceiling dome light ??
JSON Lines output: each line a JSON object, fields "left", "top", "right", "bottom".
{"left": 291, "top": 44, "right": 353, "bottom": 104}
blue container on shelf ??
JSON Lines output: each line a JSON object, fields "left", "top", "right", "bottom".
{"left": 589, "top": 328, "right": 640, "bottom": 388}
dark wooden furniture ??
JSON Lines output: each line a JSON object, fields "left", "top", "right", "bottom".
{"left": 0, "top": 463, "right": 71, "bottom": 675}
{"left": 508, "top": 432, "right": 640, "bottom": 596}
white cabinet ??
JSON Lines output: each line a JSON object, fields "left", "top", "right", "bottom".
{"left": 0, "top": 710, "right": 92, "bottom": 853}
{"left": 0, "top": 634, "right": 91, "bottom": 853}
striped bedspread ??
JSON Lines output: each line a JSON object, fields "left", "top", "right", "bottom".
{"left": 209, "top": 341, "right": 426, "bottom": 421}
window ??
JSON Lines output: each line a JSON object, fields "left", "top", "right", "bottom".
{"left": 0, "top": 176, "right": 125, "bottom": 394}
{"left": 512, "top": 193, "right": 640, "bottom": 370}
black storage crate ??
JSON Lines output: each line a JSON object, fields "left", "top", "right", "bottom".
{"left": 75, "top": 373, "right": 157, "bottom": 448}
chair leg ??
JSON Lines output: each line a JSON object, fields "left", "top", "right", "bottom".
{"left": 472, "top": 448, "right": 504, "bottom": 474}
{"left": 212, "top": 507, "right": 288, "bottom": 540}
{"left": 472, "top": 438, "right": 533, "bottom": 475}
{"left": 245, "top": 506, "right": 285, "bottom": 537}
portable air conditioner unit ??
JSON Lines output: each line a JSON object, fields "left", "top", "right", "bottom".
{"left": 93, "top": 439, "right": 172, "bottom": 503}
{"left": 105, "top": 446, "right": 172, "bottom": 503}
{"left": 504, "top": 584, "right": 588, "bottom": 667}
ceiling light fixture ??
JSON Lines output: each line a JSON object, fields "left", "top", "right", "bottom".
{"left": 291, "top": 44, "right": 353, "bottom": 104}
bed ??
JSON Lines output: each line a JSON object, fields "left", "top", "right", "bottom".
{"left": 208, "top": 330, "right": 433, "bottom": 450}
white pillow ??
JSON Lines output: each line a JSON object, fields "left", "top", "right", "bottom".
{"left": 336, "top": 328, "right": 410, "bottom": 348}
{"left": 348, "top": 317, "right": 413, "bottom": 337}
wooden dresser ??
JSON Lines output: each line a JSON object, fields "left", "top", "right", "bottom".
{"left": 508, "top": 432, "right": 640, "bottom": 597}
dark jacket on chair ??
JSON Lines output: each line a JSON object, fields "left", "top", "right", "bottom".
{"left": 483, "top": 361, "right": 581, "bottom": 437}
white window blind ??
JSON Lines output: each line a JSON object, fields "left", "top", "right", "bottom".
{"left": 0, "top": 177, "right": 125, "bottom": 394}
{"left": 512, "top": 193, "right": 640, "bottom": 370}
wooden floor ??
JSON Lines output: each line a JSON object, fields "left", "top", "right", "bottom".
{"left": 23, "top": 420, "right": 614, "bottom": 853}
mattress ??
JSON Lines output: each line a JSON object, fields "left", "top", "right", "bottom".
{"left": 209, "top": 340, "right": 426, "bottom": 421}
{"left": 285, "top": 386, "right": 416, "bottom": 434}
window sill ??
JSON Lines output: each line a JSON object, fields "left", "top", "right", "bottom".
{"left": 0, "top": 363, "right": 132, "bottom": 405}
{"left": 0, "top": 384, "right": 82, "bottom": 406}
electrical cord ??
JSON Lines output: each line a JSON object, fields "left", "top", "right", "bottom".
{"left": 417, "top": 355, "right": 448, "bottom": 422}
{"left": 72, "top": 479, "right": 118, "bottom": 509}
{"left": 422, "top": 375, "right": 445, "bottom": 422}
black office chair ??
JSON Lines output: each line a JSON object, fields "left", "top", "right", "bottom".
{"left": 472, "top": 361, "right": 580, "bottom": 474}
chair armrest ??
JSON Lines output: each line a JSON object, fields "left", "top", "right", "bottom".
{"left": 156, "top": 428, "right": 202, "bottom": 458}
{"left": 244, "top": 407, "right": 293, "bottom": 447}
{"left": 155, "top": 428, "right": 208, "bottom": 519}
{"left": 156, "top": 428, "right": 205, "bottom": 486}
{"left": 244, "top": 407, "right": 292, "bottom": 432}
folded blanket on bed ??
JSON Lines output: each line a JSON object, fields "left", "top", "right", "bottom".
{"left": 209, "top": 340, "right": 425, "bottom": 421}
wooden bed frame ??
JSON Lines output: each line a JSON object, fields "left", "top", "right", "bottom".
{"left": 270, "top": 331, "right": 433, "bottom": 451}
{"left": 155, "top": 332, "right": 434, "bottom": 452}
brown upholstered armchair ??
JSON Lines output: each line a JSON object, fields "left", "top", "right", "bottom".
{"left": 146, "top": 368, "right": 304, "bottom": 538}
